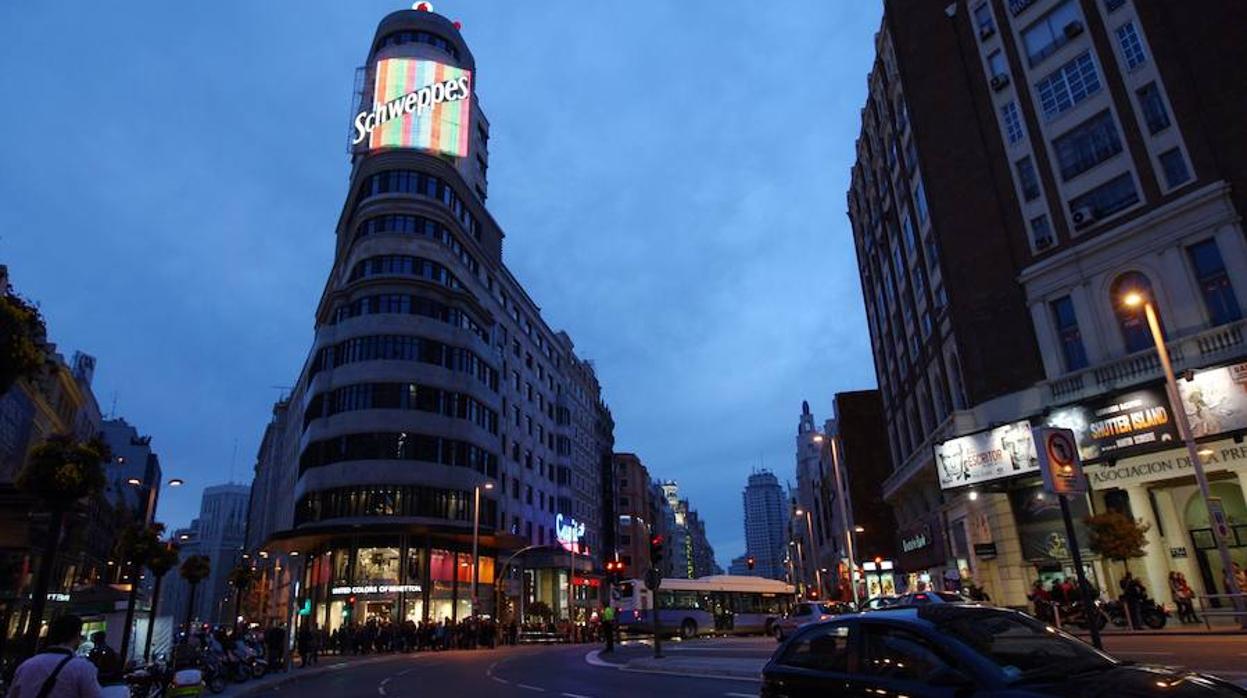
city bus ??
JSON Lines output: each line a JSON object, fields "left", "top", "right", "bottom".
{"left": 613, "top": 575, "right": 796, "bottom": 638}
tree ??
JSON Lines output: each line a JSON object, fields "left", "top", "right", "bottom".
{"left": 226, "top": 565, "right": 259, "bottom": 625}
{"left": 0, "top": 290, "right": 47, "bottom": 397}
{"left": 1085, "top": 510, "right": 1150, "bottom": 578}
{"left": 16, "top": 434, "right": 108, "bottom": 655}
{"left": 144, "top": 540, "right": 180, "bottom": 661}
{"left": 115, "top": 523, "right": 163, "bottom": 662}
{"left": 179, "top": 555, "right": 211, "bottom": 630}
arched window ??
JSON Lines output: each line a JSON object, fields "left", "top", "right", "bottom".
{"left": 1110, "top": 272, "right": 1156, "bottom": 353}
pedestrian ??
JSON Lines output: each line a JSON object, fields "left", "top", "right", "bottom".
{"left": 1120, "top": 572, "right": 1144, "bottom": 629}
{"left": 296, "top": 623, "right": 317, "bottom": 668}
{"left": 6, "top": 614, "right": 103, "bottom": 698}
{"left": 1234, "top": 563, "right": 1247, "bottom": 595}
{"left": 264, "top": 623, "right": 287, "bottom": 672}
{"left": 601, "top": 605, "right": 615, "bottom": 653}
{"left": 85, "top": 631, "right": 122, "bottom": 688}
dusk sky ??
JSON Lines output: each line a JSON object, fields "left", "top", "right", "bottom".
{"left": 0, "top": 1, "right": 882, "bottom": 563}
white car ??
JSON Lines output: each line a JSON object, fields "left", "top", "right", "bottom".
{"left": 772, "top": 601, "right": 853, "bottom": 641}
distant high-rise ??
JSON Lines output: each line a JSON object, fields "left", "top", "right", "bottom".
{"left": 741, "top": 470, "right": 786, "bottom": 580}
{"left": 100, "top": 417, "right": 162, "bottom": 525}
{"left": 163, "top": 483, "right": 250, "bottom": 625}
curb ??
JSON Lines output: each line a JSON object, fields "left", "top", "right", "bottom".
{"left": 231, "top": 655, "right": 401, "bottom": 697}
{"left": 1070, "top": 630, "right": 1247, "bottom": 638}
{"left": 585, "top": 648, "right": 762, "bottom": 682}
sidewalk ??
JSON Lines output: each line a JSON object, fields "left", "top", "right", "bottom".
{"left": 1066, "top": 616, "right": 1246, "bottom": 637}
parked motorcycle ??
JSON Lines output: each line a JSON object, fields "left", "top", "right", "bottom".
{"left": 1106, "top": 598, "right": 1168, "bottom": 629}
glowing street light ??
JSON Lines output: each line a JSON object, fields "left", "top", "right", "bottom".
{"left": 1122, "top": 288, "right": 1245, "bottom": 624}
{"left": 471, "top": 481, "right": 494, "bottom": 609}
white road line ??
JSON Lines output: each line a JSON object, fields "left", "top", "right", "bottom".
{"left": 378, "top": 677, "right": 391, "bottom": 696}
{"left": 517, "top": 684, "right": 546, "bottom": 692}
{"left": 486, "top": 660, "right": 499, "bottom": 677}
{"left": 725, "top": 693, "right": 756, "bottom": 698}
{"left": 491, "top": 675, "right": 511, "bottom": 685}
{"left": 583, "top": 650, "right": 616, "bottom": 668}
{"left": 562, "top": 693, "right": 592, "bottom": 698}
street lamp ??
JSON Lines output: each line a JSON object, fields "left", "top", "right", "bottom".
{"left": 471, "top": 481, "right": 494, "bottom": 613}
{"left": 794, "top": 508, "right": 823, "bottom": 598}
{"left": 1122, "top": 290, "right": 1246, "bottom": 621}
{"left": 815, "top": 433, "right": 860, "bottom": 605}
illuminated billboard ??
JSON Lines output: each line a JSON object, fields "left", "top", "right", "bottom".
{"left": 353, "top": 58, "right": 471, "bottom": 157}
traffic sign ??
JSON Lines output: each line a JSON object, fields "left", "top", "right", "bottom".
{"left": 1033, "top": 427, "right": 1086, "bottom": 495}
{"left": 1208, "top": 497, "right": 1231, "bottom": 542}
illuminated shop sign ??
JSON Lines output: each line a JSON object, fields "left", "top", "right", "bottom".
{"left": 1045, "top": 385, "right": 1176, "bottom": 461}
{"left": 353, "top": 58, "right": 471, "bottom": 157}
{"left": 556, "top": 513, "right": 585, "bottom": 551}
{"left": 330, "top": 584, "right": 421, "bottom": 596}
{"left": 935, "top": 420, "right": 1037, "bottom": 489}
{"left": 1179, "top": 361, "right": 1247, "bottom": 438}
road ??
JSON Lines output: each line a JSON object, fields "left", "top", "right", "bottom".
{"left": 247, "top": 643, "right": 761, "bottom": 698}
{"left": 247, "top": 633, "right": 1247, "bottom": 697}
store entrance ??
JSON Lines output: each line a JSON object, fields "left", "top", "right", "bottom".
{"left": 364, "top": 600, "right": 394, "bottom": 623}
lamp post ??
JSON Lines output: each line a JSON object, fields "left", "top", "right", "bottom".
{"left": 794, "top": 508, "right": 823, "bottom": 598}
{"left": 471, "top": 481, "right": 494, "bottom": 614}
{"left": 1122, "top": 291, "right": 1245, "bottom": 623}
{"left": 814, "top": 433, "right": 859, "bottom": 605}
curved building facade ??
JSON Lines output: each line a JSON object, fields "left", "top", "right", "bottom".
{"left": 254, "top": 7, "right": 614, "bottom": 629}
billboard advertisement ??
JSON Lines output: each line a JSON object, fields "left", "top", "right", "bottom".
{"left": 353, "top": 58, "right": 472, "bottom": 157}
{"left": 1179, "top": 361, "right": 1247, "bottom": 438}
{"left": 1044, "top": 384, "right": 1177, "bottom": 462}
{"left": 935, "top": 420, "right": 1037, "bottom": 490}
{"left": 1008, "top": 485, "right": 1091, "bottom": 563}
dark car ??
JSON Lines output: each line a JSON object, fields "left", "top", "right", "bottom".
{"left": 773, "top": 601, "right": 856, "bottom": 641}
{"left": 762, "top": 605, "right": 1247, "bottom": 697}
{"left": 888, "top": 591, "right": 970, "bottom": 607}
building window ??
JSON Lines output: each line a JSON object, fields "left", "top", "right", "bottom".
{"left": 1105, "top": 0, "right": 1126, "bottom": 11}
{"left": 1030, "top": 214, "right": 1054, "bottom": 250}
{"left": 1001, "top": 101, "right": 1025, "bottom": 144}
{"left": 914, "top": 179, "right": 929, "bottom": 222}
{"left": 902, "top": 214, "right": 917, "bottom": 253}
{"left": 1115, "top": 22, "right": 1147, "bottom": 70}
{"left": 1021, "top": 0, "right": 1083, "bottom": 67}
{"left": 1110, "top": 272, "right": 1156, "bottom": 353}
{"left": 1159, "top": 148, "right": 1191, "bottom": 188}
{"left": 1068, "top": 171, "right": 1139, "bottom": 220}
{"left": 1035, "top": 52, "right": 1102, "bottom": 120}
{"left": 1136, "top": 82, "right": 1171, "bottom": 135}
{"left": 1188, "top": 239, "right": 1243, "bottom": 326}
{"left": 1016, "top": 157, "right": 1041, "bottom": 201}
{"left": 974, "top": 3, "right": 995, "bottom": 36}
{"left": 1052, "top": 110, "right": 1123, "bottom": 181}
{"left": 987, "top": 51, "right": 1008, "bottom": 80}
{"left": 1050, "top": 296, "right": 1089, "bottom": 371}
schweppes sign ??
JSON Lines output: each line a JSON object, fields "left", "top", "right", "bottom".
{"left": 353, "top": 58, "right": 472, "bottom": 157}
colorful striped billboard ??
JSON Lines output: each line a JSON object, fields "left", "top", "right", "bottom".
{"left": 353, "top": 58, "right": 472, "bottom": 158}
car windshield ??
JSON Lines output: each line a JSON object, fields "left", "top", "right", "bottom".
{"left": 928, "top": 608, "right": 1115, "bottom": 680}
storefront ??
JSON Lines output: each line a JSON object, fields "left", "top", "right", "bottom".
{"left": 896, "top": 513, "right": 948, "bottom": 594}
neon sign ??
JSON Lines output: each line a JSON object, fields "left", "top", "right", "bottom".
{"left": 330, "top": 584, "right": 422, "bottom": 595}
{"left": 556, "top": 513, "right": 585, "bottom": 551}
{"left": 353, "top": 58, "right": 472, "bottom": 157}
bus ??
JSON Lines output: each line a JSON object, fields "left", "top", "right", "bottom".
{"left": 613, "top": 575, "right": 796, "bottom": 639}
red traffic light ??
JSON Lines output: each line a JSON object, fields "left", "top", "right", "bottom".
{"left": 650, "top": 534, "right": 664, "bottom": 547}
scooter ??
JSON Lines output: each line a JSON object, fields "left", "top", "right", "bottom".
{"left": 1106, "top": 598, "right": 1168, "bottom": 629}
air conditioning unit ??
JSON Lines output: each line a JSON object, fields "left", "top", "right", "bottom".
{"left": 990, "top": 73, "right": 1011, "bottom": 91}
{"left": 1071, "top": 206, "right": 1097, "bottom": 228}
{"left": 979, "top": 25, "right": 996, "bottom": 40}
{"left": 1064, "top": 20, "right": 1084, "bottom": 38}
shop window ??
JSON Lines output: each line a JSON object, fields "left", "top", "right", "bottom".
{"left": 355, "top": 546, "right": 401, "bottom": 585}
{"left": 430, "top": 549, "right": 455, "bottom": 583}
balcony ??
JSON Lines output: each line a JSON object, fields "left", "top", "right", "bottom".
{"left": 1045, "top": 319, "right": 1247, "bottom": 404}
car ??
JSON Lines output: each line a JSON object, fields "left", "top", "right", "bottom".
{"left": 857, "top": 595, "right": 900, "bottom": 611}
{"left": 762, "top": 604, "right": 1247, "bottom": 697}
{"left": 888, "top": 591, "right": 970, "bottom": 607}
{"left": 772, "top": 601, "right": 855, "bottom": 641}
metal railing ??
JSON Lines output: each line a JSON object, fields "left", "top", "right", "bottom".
{"left": 1196, "top": 594, "right": 1247, "bottom": 630}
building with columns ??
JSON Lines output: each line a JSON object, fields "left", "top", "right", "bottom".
{"left": 848, "top": 0, "right": 1247, "bottom": 606}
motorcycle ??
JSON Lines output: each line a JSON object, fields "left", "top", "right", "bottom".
{"left": 1053, "top": 599, "right": 1109, "bottom": 631}
{"left": 1106, "top": 598, "right": 1168, "bottom": 629}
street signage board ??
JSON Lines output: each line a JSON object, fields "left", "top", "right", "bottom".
{"left": 1208, "top": 497, "right": 1231, "bottom": 542}
{"left": 1033, "top": 427, "right": 1087, "bottom": 496}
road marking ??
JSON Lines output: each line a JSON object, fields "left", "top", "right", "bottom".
{"left": 725, "top": 693, "right": 756, "bottom": 698}
{"left": 583, "top": 650, "right": 616, "bottom": 668}
{"left": 517, "top": 684, "right": 545, "bottom": 692}
{"left": 562, "top": 693, "right": 592, "bottom": 698}
{"left": 491, "top": 676, "right": 511, "bottom": 685}
{"left": 487, "top": 661, "right": 499, "bottom": 677}
{"left": 378, "top": 677, "right": 390, "bottom": 696}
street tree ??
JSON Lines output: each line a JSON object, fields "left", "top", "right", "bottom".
{"left": 115, "top": 522, "right": 164, "bottom": 661}
{"left": 180, "top": 555, "right": 212, "bottom": 630}
{"left": 227, "top": 564, "right": 259, "bottom": 625}
{"left": 0, "top": 289, "right": 47, "bottom": 396}
{"left": 1085, "top": 510, "right": 1150, "bottom": 578}
{"left": 16, "top": 433, "right": 108, "bottom": 655}
{"left": 144, "top": 539, "right": 180, "bottom": 661}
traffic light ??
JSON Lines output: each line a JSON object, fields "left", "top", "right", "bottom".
{"left": 649, "top": 534, "right": 664, "bottom": 568}
{"left": 746, "top": 556, "right": 756, "bottom": 571}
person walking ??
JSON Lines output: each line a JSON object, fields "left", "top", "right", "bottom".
{"left": 264, "top": 624, "right": 287, "bottom": 672}
{"left": 6, "top": 614, "right": 103, "bottom": 698}
{"left": 601, "top": 605, "right": 615, "bottom": 653}
{"left": 296, "top": 623, "right": 319, "bottom": 668}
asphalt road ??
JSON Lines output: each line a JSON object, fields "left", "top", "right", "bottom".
{"left": 247, "top": 633, "right": 1247, "bottom": 697}
{"left": 248, "top": 643, "right": 762, "bottom": 698}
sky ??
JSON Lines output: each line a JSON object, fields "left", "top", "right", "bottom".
{"left": 0, "top": 1, "right": 882, "bottom": 564}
